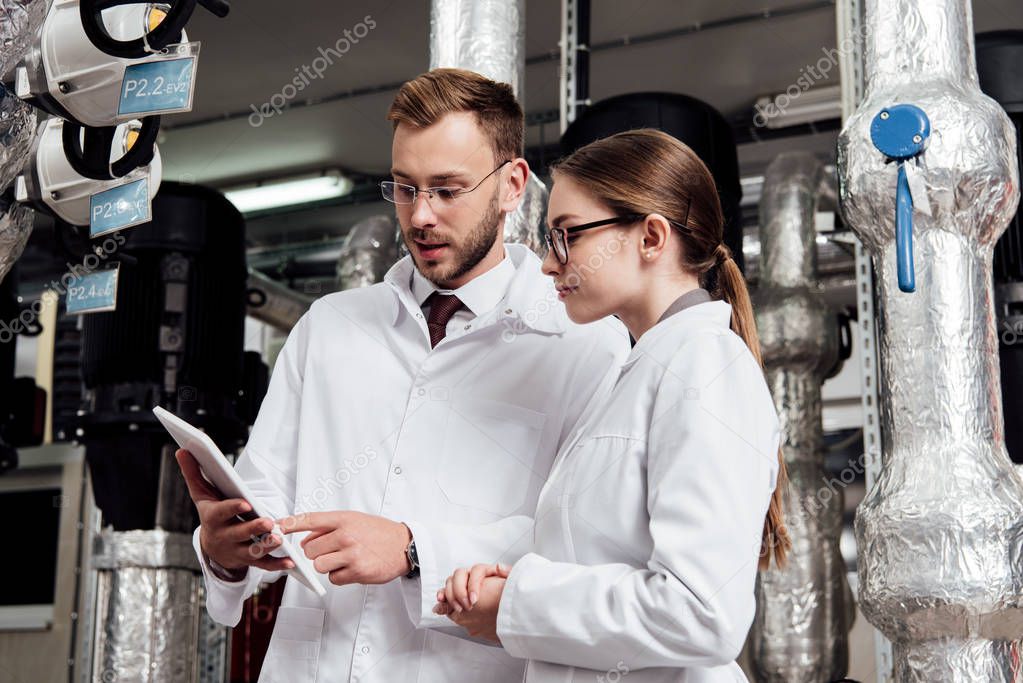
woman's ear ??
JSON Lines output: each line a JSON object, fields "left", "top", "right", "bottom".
{"left": 499, "top": 158, "right": 530, "bottom": 213}
{"left": 639, "top": 214, "right": 674, "bottom": 260}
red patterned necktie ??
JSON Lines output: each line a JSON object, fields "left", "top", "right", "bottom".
{"left": 425, "top": 292, "right": 464, "bottom": 348}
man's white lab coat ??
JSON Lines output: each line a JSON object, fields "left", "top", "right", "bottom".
{"left": 193, "top": 243, "right": 630, "bottom": 682}
{"left": 495, "top": 300, "right": 781, "bottom": 682}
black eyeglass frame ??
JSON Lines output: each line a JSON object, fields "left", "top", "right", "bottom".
{"left": 544, "top": 207, "right": 692, "bottom": 265}
{"left": 381, "top": 159, "right": 512, "bottom": 205}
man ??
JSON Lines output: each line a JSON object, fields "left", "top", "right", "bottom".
{"left": 177, "top": 68, "right": 630, "bottom": 683}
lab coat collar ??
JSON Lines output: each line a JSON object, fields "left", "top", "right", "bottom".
{"left": 383, "top": 243, "right": 566, "bottom": 335}
{"left": 623, "top": 299, "right": 733, "bottom": 368}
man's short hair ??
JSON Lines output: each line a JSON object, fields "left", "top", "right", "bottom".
{"left": 387, "top": 68, "right": 524, "bottom": 163}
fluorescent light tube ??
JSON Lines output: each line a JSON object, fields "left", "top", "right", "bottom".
{"left": 754, "top": 85, "right": 843, "bottom": 129}
{"left": 225, "top": 170, "right": 353, "bottom": 213}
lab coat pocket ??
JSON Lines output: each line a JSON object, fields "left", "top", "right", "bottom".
{"left": 261, "top": 606, "right": 324, "bottom": 683}
{"left": 423, "top": 629, "right": 507, "bottom": 680}
{"left": 440, "top": 396, "right": 548, "bottom": 516}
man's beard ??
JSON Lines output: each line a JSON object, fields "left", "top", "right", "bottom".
{"left": 404, "top": 189, "right": 502, "bottom": 287}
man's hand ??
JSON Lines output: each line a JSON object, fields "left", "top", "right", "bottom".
{"left": 175, "top": 449, "right": 294, "bottom": 577}
{"left": 441, "top": 575, "right": 507, "bottom": 644}
{"left": 279, "top": 511, "right": 412, "bottom": 586}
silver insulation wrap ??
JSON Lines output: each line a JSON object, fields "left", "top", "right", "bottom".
{"left": 838, "top": 0, "right": 1023, "bottom": 680}
{"left": 749, "top": 152, "right": 853, "bottom": 682}
{"left": 337, "top": 214, "right": 399, "bottom": 290}
{"left": 92, "top": 528, "right": 201, "bottom": 571}
{"left": 246, "top": 268, "right": 314, "bottom": 332}
{"left": 506, "top": 171, "right": 547, "bottom": 255}
{"left": 0, "top": 84, "right": 36, "bottom": 192}
{"left": 0, "top": 0, "right": 50, "bottom": 78}
{"left": 91, "top": 530, "right": 204, "bottom": 682}
{"left": 0, "top": 59, "right": 38, "bottom": 283}
{"left": 429, "top": 0, "right": 548, "bottom": 256}
{"left": 429, "top": 0, "right": 524, "bottom": 100}
{"left": 0, "top": 200, "right": 33, "bottom": 285}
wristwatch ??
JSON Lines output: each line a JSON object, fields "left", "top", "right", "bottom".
{"left": 405, "top": 538, "right": 420, "bottom": 578}
{"left": 204, "top": 551, "right": 247, "bottom": 583}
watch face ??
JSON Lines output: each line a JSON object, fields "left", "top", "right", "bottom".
{"left": 406, "top": 540, "right": 420, "bottom": 577}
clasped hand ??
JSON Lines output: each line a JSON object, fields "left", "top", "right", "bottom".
{"left": 433, "top": 562, "right": 511, "bottom": 644}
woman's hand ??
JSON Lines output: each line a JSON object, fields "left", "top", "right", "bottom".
{"left": 434, "top": 562, "right": 511, "bottom": 613}
{"left": 433, "top": 562, "right": 511, "bottom": 644}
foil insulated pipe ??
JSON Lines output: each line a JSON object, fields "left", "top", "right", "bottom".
{"left": 90, "top": 529, "right": 204, "bottom": 682}
{"left": 837, "top": 1, "right": 1023, "bottom": 680}
{"left": 429, "top": 0, "right": 524, "bottom": 100}
{"left": 337, "top": 214, "right": 399, "bottom": 290}
{"left": 749, "top": 152, "right": 853, "bottom": 682}
{"left": 0, "top": 199, "right": 33, "bottom": 285}
{"left": 512, "top": 171, "right": 548, "bottom": 255}
{"left": 0, "top": 0, "right": 51, "bottom": 77}
{"left": 429, "top": 0, "right": 548, "bottom": 255}
{"left": 0, "top": 83, "right": 37, "bottom": 283}
{"left": 246, "top": 267, "right": 314, "bottom": 333}
{"left": 0, "top": 84, "right": 36, "bottom": 193}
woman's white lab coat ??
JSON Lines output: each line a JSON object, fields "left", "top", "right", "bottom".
{"left": 495, "top": 300, "right": 781, "bottom": 682}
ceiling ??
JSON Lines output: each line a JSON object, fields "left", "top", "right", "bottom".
{"left": 159, "top": 0, "right": 1023, "bottom": 188}
{"left": 15, "top": 0, "right": 1023, "bottom": 292}
{"left": 160, "top": 0, "right": 845, "bottom": 185}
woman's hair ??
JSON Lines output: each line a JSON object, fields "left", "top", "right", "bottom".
{"left": 551, "top": 128, "right": 791, "bottom": 570}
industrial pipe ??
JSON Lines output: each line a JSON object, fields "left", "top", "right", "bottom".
{"left": 838, "top": 0, "right": 1023, "bottom": 678}
{"left": 429, "top": 0, "right": 547, "bottom": 255}
{"left": 749, "top": 152, "right": 853, "bottom": 682}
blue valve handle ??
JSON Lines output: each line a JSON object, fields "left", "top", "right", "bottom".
{"left": 896, "top": 164, "right": 915, "bottom": 292}
{"left": 870, "top": 104, "right": 931, "bottom": 294}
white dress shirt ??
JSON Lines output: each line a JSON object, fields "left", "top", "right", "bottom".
{"left": 495, "top": 300, "right": 781, "bottom": 682}
{"left": 193, "top": 243, "right": 631, "bottom": 683}
{"left": 411, "top": 247, "right": 516, "bottom": 338}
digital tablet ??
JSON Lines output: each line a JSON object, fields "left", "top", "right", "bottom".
{"left": 153, "top": 406, "right": 326, "bottom": 597}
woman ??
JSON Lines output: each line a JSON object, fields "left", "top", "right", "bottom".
{"left": 434, "top": 128, "right": 790, "bottom": 682}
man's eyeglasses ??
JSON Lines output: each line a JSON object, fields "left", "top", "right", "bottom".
{"left": 381, "top": 160, "right": 511, "bottom": 206}
{"left": 545, "top": 211, "right": 692, "bottom": 265}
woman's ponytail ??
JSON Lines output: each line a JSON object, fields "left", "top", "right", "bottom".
{"left": 712, "top": 246, "right": 791, "bottom": 570}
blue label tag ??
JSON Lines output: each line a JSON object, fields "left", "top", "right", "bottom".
{"left": 118, "top": 56, "right": 196, "bottom": 116}
{"left": 66, "top": 267, "right": 119, "bottom": 315}
{"left": 90, "top": 177, "right": 150, "bottom": 237}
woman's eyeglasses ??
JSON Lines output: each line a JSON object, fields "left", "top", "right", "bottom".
{"left": 545, "top": 211, "right": 691, "bottom": 265}
{"left": 381, "top": 160, "right": 511, "bottom": 207}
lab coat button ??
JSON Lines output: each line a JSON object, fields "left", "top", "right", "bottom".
{"left": 417, "top": 388, "right": 426, "bottom": 396}
{"left": 361, "top": 646, "right": 370, "bottom": 654}
{"left": 393, "top": 466, "right": 402, "bottom": 475}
